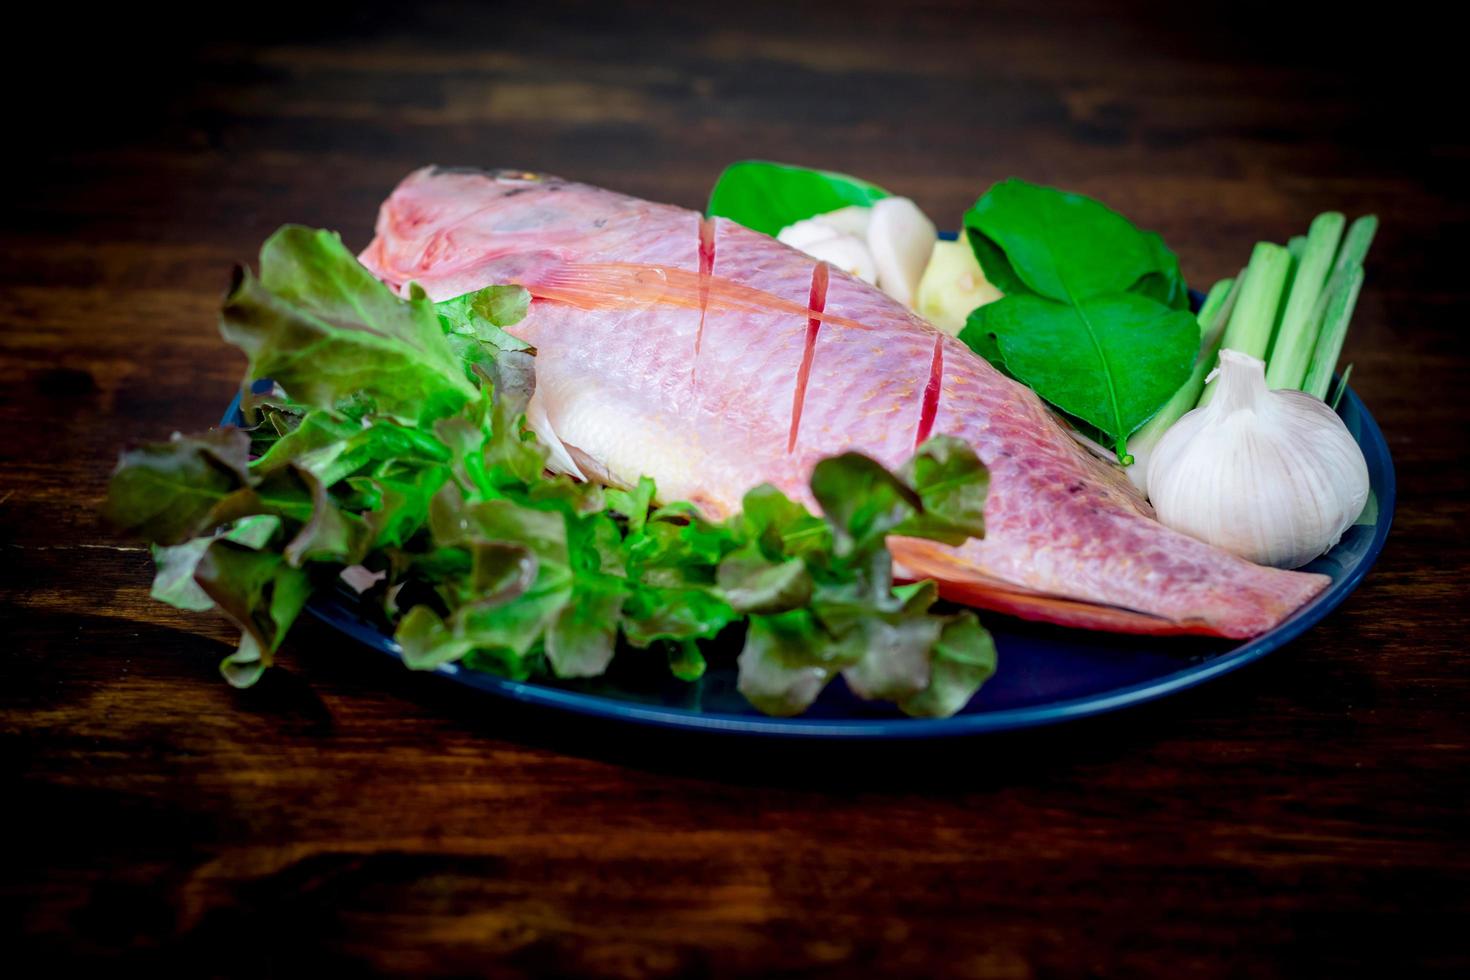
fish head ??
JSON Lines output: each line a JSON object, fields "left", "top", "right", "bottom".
{"left": 361, "top": 165, "right": 682, "bottom": 301}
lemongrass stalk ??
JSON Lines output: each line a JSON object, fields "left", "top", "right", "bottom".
{"left": 1200, "top": 243, "right": 1291, "bottom": 404}
{"left": 1124, "top": 276, "right": 1241, "bottom": 491}
{"left": 1265, "top": 212, "right": 1346, "bottom": 389}
{"left": 1195, "top": 276, "right": 1241, "bottom": 341}
{"left": 1294, "top": 214, "right": 1375, "bottom": 397}
{"left": 1302, "top": 263, "right": 1365, "bottom": 400}
{"left": 1332, "top": 214, "right": 1378, "bottom": 280}
{"left": 1274, "top": 245, "right": 1300, "bottom": 343}
{"left": 1276, "top": 238, "right": 1305, "bottom": 340}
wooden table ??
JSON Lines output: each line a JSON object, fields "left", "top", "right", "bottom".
{"left": 4, "top": 3, "right": 1465, "bottom": 976}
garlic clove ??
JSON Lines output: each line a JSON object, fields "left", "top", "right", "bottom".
{"left": 868, "top": 196, "right": 938, "bottom": 307}
{"left": 801, "top": 233, "right": 879, "bottom": 286}
{"left": 777, "top": 217, "right": 843, "bottom": 252}
{"left": 914, "top": 238, "right": 1004, "bottom": 335}
{"left": 812, "top": 204, "right": 874, "bottom": 238}
{"left": 1146, "top": 349, "right": 1370, "bottom": 569}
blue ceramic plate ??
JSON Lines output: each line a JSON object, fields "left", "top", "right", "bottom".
{"left": 222, "top": 383, "right": 1392, "bottom": 738}
{"left": 221, "top": 293, "right": 1394, "bottom": 738}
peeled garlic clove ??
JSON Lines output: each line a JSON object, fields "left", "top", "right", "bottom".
{"left": 868, "top": 196, "right": 937, "bottom": 308}
{"left": 1146, "top": 349, "right": 1370, "bottom": 569}
{"left": 914, "top": 238, "right": 1004, "bottom": 335}
{"left": 812, "top": 204, "right": 873, "bottom": 238}
{"left": 777, "top": 218, "right": 841, "bottom": 251}
{"left": 802, "top": 233, "right": 878, "bottom": 286}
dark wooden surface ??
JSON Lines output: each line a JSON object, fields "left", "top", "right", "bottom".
{"left": 3, "top": 2, "right": 1466, "bottom": 976}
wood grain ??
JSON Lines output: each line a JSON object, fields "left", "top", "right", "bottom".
{"left": 3, "top": 2, "right": 1466, "bottom": 976}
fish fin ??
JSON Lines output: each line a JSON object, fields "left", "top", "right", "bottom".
{"left": 888, "top": 538, "right": 1225, "bottom": 637}
{"left": 526, "top": 390, "right": 587, "bottom": 481}
{"left": 529, "top": 262, "right": 876, "bottom": 331}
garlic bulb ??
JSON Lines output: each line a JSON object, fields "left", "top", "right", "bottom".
{"left": 1146, "top": 349, "right": 1369, "bottom": 569}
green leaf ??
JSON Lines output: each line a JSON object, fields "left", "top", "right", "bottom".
{"left": 396, "top": 604, "right": 475, "bottom": 671}
{"left": 437, "top": 285, "right": 532, "bottom": 381}
{"left": 105, "top": 428, "right": 312, "bottom": 544}
{"left": 898, "top": 613, "right": 997, "bottom": 718}
{"left": 221, "top": 226, "right": 477, "bottom": 426}
{"left": 545, "top": 577, "right": 624, "bottom": 678}
{"left": 839, "top": 614, "right": 943, "bottom": 703}
{"left": 151, "top": 546, "right": 226, "bottom": 613}
{"left": 293, "top": 420, "right": 450, "bottom": 489}
{"left": 483, "top": 401, "right": 550, "bottom": 489}
{"left": 453, "top": 581, "right": 572, "bottom": 663}
{"left": 894, "top": 436, "right": 989, "bottom": 545}
{"left": 707, "top": 160, "right": 890, "bottom": 236}
{"left": 220, "top": 631, "right": 269, "bottom": 688}
{"left": 435, "top": 495, "right": 569, "bottom": 567}
{"left": 433, "top": 412, "right": 496, "bottom": 499}
{"left": 568, "top": 511, "right": 625, "bottom": 577}
{"left": 437, "top": 285, "right": 532, "bottom": 346}
{"left": 621, "top": 586, "right": 736, "bottom": 646}
{"left": 467, "top": 540, "right": 538, "bottom": 604}
{"left": 809, "top": 453, "right": 920, "bottom": 554}
{"left": 666, "top": 640, "right": 707, "bottom": 682}
{"left": 459, "top": 646, "right": 540, "bottom": 682}
{"left": 959, "top": 180, "right": 1193, "bottom": 462}
{"left": 957, "top": 304, "right": 1010, "bottom": 374}
{"left": 737, "top": 483, "right": 833, "bottom": 561}
{"left": 624, "top": 511, "right": 735, "bottom": 589}
{"left": 963, "top": 178, "right": 1164, "bottom": 302}
{"left": 716, "top": 545, "right": 813, "bottom": 613}
{"left": 113, "top": 225, "right": 1004, "bottom": 716}
{"left": 471, "top": 284, "right": 531, "bottom": 327}
{"left": 606, "top": 477, "right": 657, "bottom": 536}
{"left": 193, "top": 540, "right": 311, "bottom": 687}
{"left": 486, "top": 349, "right": 537, "bottom": 421}
{"left": 964, "top": 228, "right": 1032, "bottom": 298}
{"left": 282, "top": 466, "right": 373, "bottom": 567}
{"left": 525, "top": 473, "right": 607, "bottom": 517}
{"left": 354, "top": 464, "right": 452, "bottom": 550}
{"left": 736, "top": 610, "right": 846, "bottom": 717}
{"left": 106, "top": 429, "right": 252, "bottom": 544}
{"left": 249, "top": 411, "right": 361, "bottom": 476}
{"left": 1134, "top": 231, "right": 1190, "bottom": 311}
{"left": 150, "top": 516, "right": 283, "bottom": 612}
{"left": 972, "top": 292, "right": 1198, "bottom": 457}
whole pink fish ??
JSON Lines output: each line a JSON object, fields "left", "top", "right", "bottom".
{"left": 360, "top": 166, "right": 1328, "bottom": 638}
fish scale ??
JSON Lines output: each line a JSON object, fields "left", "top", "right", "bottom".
{"left": 361, "top": 166, "right": 1329, "bottom": 638}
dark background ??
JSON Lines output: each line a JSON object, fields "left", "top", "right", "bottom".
{"left": 3, "top": 2, "right": 1466, "bottom": 976}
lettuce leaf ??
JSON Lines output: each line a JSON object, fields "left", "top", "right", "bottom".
{"left": 107, "top": 225, "right": 1000, "bottom": 719}
{"left": 221, "top": 226, "right": 477, "bottom": 426}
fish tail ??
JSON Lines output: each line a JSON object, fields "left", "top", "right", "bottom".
{"left": 888, "top": 537, "right": 1327, "bottom": 638}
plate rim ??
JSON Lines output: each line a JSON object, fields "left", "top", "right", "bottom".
{"left": 220, "top": 380, "right": 1395, "bottom": 740}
